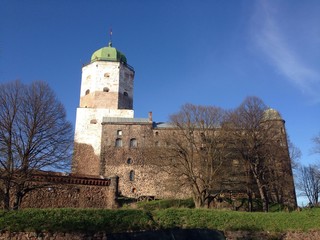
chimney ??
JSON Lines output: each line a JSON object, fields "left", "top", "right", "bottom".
{"left": 148, "top": 111, "right": 153, "bottom": 122}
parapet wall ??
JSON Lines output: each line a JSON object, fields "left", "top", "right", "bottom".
{"left": 8, "top": 172, "right": 119, "bottom": 209}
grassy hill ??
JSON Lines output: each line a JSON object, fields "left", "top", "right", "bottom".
{"left": 1, "top": 206, "right": 319, "bottom": 234}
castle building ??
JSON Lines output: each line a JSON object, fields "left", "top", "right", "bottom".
{"left": 73, "top": 39, "right": 174, "bottom": 199}
{"left": 73, "top": 39, "right": 297, "bottom": 208}
{"left": 73, "top": 41, "right": 135, "bottom": 176}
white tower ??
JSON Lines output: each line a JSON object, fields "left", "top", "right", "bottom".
{"left": 73, "top": 40, "right": 135, "bottom": 176}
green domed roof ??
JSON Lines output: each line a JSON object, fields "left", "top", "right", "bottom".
{"left": 262, "top": 108, "right": 282, "bottom": 121}
{"left": 91, "top": 42, "right": 127, "bottom": 64}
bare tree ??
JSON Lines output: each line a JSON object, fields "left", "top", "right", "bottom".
{"left": 297, "top": 164, "right": 320, "bottom": 206}
{"left": 294, "top": 132, "right": 320, "bottom": 206}
{"left": 0, "top": 80, "right": 73, "bottom": 210}
{"left": 312, "top": 133, "right": 320, "bottom": 156}
{"left": 287, "top": 137, "right": 301, "bottom": 171}
{"left": 152, "top": 103, "right": 230, "bottom": 208}
{"left": 227, "top": 96, "right": 289, "bottom": 212}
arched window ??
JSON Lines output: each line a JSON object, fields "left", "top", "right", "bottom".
{"left": 115, "top": 138, "right": 122, "bottom": 147}
{"left": 232, "top": 159, "right": 239, "bottom": 167}
{"left": 200, "top": 132, "right": 205, "bottom": 141}
{"left": 117, "top": 130, "right": 122, "bottom": 136}
{"left": 85, "top": 89, "right": 90, "bottom": 95}
{"left": 129, "top": 170, "right": 135, "bottom": 181}
{"left": 232, "top": 159, "right": 240, "bottom": 173}
{"left": 130, "top": 138, "right": 137, "bottom": 148}
{"left": 127, "top": 158, "right": 132, "bottom": 164}
{"left": 90, "top": 119, "right": 97, "bottom": 124}
{"left": 103, "top": 87, "right": 109, "bottom": 92}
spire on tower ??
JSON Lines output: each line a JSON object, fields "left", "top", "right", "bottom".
{"left": 108, "top": 28, "right": 113, "bottom": 47}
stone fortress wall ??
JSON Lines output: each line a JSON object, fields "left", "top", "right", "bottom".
{"left": 100, "top": 119, "right": 192, "bottom": 200}
{"left": 5, "top": 38, "right": 296, "bottom": 210}
{"left": 97, "top": 116, "right": 296, "bottom": 208}
{"left": 1, "top": 172, "right": 118, "bottom": 209}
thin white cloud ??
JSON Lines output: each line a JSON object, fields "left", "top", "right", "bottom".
{"left": 252, "top": 1, "right": 320, "bottom": 102}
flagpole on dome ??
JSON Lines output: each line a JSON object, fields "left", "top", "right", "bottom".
{"left": 108, "top": 28, "right": 113, "bottom": 47}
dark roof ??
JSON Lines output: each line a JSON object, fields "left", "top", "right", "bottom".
{"left": 102, "top": 117, "right": 151, "bottom": 124}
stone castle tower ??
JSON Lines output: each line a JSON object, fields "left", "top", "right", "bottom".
{"left": 72, "top": 37, "right": 297, "bottom": 208}
{"left": 73, "top": 40, "right": 135, "bottom": 176}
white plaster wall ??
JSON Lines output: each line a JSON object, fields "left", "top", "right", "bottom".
{"left": 74, "top": 59, "right": 135, "bottom": 172}
{"left": 80, "top": 61, "right": 121, "bottom": 106}
{"left": 74, "top": 108, "right": 134, "bottom": 156}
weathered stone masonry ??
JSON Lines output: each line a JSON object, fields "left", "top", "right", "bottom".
{"left": 11, "top": 172, "right": 119, "bottom": 209}
{"left": 70, "top": 38, "right": 297, "bottom": 209}
{"left": 4, "top": 37, "right": 296, "bottom": 210}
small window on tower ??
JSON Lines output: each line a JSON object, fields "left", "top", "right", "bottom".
{"left": 86, "top": 75, "right": 91, "bottom": 80}
{"left": 85, "top": 89, "right": 90, "bottom": 95}
{"left": 117, "top": 130, "right": 122, "bottom": 136}
{"left": 103, "top": 87, "right": 109, "bottom": 92}
{"left": 232, "top": 159, "right": 239, "bottom": 166}
{"left": 104, "top": 73, "right": 110, "bottom": 78}
{"left": 115, "top": 138, "right": 122, "bottom": 147}
{"left": 124, "top": 92, "right": 128, "bottom": 96}
{"left": 130, "top": 138, "right": 137, "bottom": 148}
{"left": 127, "top": 158, "right": 132, "bottom": 164}
{"left": 90, "top": 119, "right": 97, "bottom": 124}
{"left": 129, "top": 170, "right": 135, "bottom": 181}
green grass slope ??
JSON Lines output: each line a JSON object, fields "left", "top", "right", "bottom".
{"left": 0, "top": 207, "right": 319, "bottom": 233}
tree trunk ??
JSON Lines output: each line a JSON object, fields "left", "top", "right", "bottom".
{"left": 250, "top": 163, "right": 269, "bottom": 212}
{"left": 193, "top": 193, "right": 209, "bottom": 208}
{"left": 256, "top": 178, "right": 269, "bottom": 212}
{"left": 3, "top": 190, "right": 10, "bottom": 211}
{"left": 193, "top": 195, "right": 203, "bottom": 208}
{"left": 13, "top": 190, "right": 24, "bottom": 210}
{"left": 247, "top": 191, "right": 253, "bottom": 212}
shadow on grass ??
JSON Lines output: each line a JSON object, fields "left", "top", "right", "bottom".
{"left": 107, "top": 229, "right": 226, "bottom": 240}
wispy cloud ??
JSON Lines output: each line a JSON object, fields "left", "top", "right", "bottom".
{"left": 252, "top": 1, "right": 320, "bottom": 102}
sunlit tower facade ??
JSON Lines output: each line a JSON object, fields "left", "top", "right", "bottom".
{"left": 73, "top": 39, "right": 135, "bottom": 176}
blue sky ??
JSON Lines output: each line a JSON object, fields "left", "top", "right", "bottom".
{"left": 1, "top": 0, "right": 319, "bottom": 204}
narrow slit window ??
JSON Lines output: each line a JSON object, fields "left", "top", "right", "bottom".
{"left": 129, "top": 170, "right": 135, "bottom": 181}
